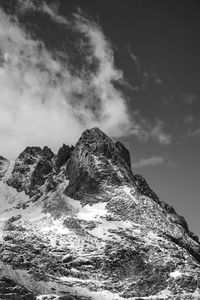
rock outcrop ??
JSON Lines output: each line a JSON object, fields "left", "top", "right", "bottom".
{"left": 0, "top": 128, "right": 200, "bottom": 300}
{"left": 0, "top": 156, "right": 9, "bottom": 180}
{"left": 65, "top": 128, "right": 134, "bottom": 202}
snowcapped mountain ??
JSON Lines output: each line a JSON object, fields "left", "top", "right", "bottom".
{"left": 0, "top": 128, "right": 200, "bottom": 299}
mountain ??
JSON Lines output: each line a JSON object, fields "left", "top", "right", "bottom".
{"left": 0, "top": 127, "right": 200, "bottom": 300}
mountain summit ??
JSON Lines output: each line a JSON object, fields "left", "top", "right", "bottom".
{"left": 0, "top": 128, "right": 200, "bottom": 299}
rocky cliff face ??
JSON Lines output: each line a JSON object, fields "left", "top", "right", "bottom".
{"left": 65, "top": 128, "right": 134, "bottom": 202}
{"left": 0, "top": 156, "right": 9, "bottom": 180}
{"left": 0, "top": 128, "right": 200, "bottom": 300}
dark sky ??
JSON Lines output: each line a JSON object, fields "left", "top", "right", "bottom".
{"left": 56, "top": 0, "right": 200, "bottom": 236}
{"left": 0, "top": 0, "right": 199, "bottom": 237}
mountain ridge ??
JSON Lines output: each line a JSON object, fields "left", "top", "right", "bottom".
{"left": 0, "top": 127, "right": 200, "bottom": 299}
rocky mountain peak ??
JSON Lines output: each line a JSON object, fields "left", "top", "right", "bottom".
{"left": 5, "top": 145, "right": 54, "bottom": 199}
{"left": 76, "top": 127, "right": 131, "bottom": 169}
{"left": 65, "top": 128, "right": 134, "bottom": 201}
{"left": 17, "top": 146, "right": 42, "bottom": 162}
{"left": 1, "top": 128, "right": 200, "bottom": 300}
{"left": 18, "top": 146, "right": 54, "bottom": 162}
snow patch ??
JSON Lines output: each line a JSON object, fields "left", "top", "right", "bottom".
{"left": 41, "top": 219, "right": 70, "bottom": 235}
{"left": 65, "top": 195, "right": 82, "bottom": 211}
{"left": 2, "top": 160, "right": 15, "bottom": 181}
{"left": 170, "top": 270, "right": 182, "bottom": 278}
{"left": 123, "top": 186, "right": 133, "bottom": 198}
{"left": 90, "top": 219, "right": 132, "bottom": 241}
{"left": 77, "top": 202, "right": 107, "bottom": 221}
{"left": 156, "top": 289, "right": 173, "bottom": 298}
{"left": 0, "top": 182, "right": 29, "bottom": 214}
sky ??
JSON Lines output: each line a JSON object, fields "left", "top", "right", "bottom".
{"left": 0, "top": 0, "right": 199, "bottom": 237}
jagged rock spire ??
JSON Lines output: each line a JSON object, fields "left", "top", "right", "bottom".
{"left": 65, "top": 127, "right": 134, "bottom": 201}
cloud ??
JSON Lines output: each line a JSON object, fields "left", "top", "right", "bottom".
{"left": 188, "top": 127, "right": 200, "bottom": 138}
{"left": 184, "top": 116, "right": 200, "bottom": 138}
{"left": 133, "top": 155, "right": 175, "bottom": 169}
{"left": 184, "top": 114, "right": 195, "bottom": 124}
{"left": 0, "top": 2, "right": 173, "bottom": 160}
{"left": 133, "top": 156, "right": 164, "bottom": 168}
{"left": 184, "top": 93, "right": 198, "bottom": 104}
{"left": 16, "top": 0, "right": 68, "bottom": 25}
{"left": 130, "top": 116, "right": 172, "bottom": 146}
{"left": 128, "top": 47, "right": 163, "bottom": 91}
{"left": 150, "top": 121, "right": 172, "bottom": 145}
{"left": 192, "top": 128, "right": 200, "bottom": 137}
{"left": 0, "top": 6, "right": 132, "bottom": 159}
{"left": 16, "top": 0, "right": 38, "bottom": 12}
{"left": 128, "top": 48, "right": 140, "bottom": 75}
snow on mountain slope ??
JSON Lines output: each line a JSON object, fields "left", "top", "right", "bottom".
{"left": 0, "top": 128, "right": 200, "bottom": 300}
{"left": 0, "top": 156, "right": 10, "bottom": 180}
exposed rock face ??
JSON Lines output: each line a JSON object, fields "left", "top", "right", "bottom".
{"left": 6, "top": 145, "right": 70, "bottom": 201}
{"left": 0, "top": 156, "right": 9, "bottom": 180}
{"left": 0, "top": 276, "right": 36, "bottom": 300}
{"left": 65, "top": 128, "right": 134, "bottom": 202}
{"left": 55, "top": 144, "right": 74, "bottom": 172}
{"left": 0, "top": 128, "right": 200, "bottom": 300}
{"left": 6, "top": 146, "right": 54, "bottom": 196}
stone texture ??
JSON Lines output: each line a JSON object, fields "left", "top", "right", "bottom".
{"left": 0, "top": 155, "right": 9, "bottom": 180}
{"left": 0, "top": 276, "right": 35, "bottom": 299}
{"left": 55, "top": 144, "right": 74, "bottom": 171}
{"left": 65, "top": 128, "right": 134, "bottom": 201}
{"left": 0, "top": 128, "right": 200, "bottom": 299}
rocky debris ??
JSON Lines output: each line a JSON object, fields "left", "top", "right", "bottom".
{"left": 0, "top": 211, "right": 200, "bottom": 299}
{"left": 0, "top": 276, "right": 35, "bottom": 300}
{"left": 61, "top": 254, "right": 74, "bottom": 263}
{"left": 133, "top": 174, "right": 192, "bottom": 233}
{"left": 134, "top": 174, "right": 159, "bottom": 202}
{"left": 63, "top": 218, "right": 97, "bottom": 235}
{"left": 7, "top": 215, "right": 22, "bottom": 222}
{"left": 3, "top": 215, "right": 23, "bottom": 231}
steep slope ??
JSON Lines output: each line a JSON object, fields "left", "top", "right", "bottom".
{"left": 0, "top": 128, "right": 200, "bottom": 300}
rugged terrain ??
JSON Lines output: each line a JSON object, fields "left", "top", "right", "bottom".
{"left": 0, "top": 127, "right": 200, "bottom": 300}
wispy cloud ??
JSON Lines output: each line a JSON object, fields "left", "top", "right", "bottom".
{"left": 188, "top": 126, "right": 200, "bottom": 138}
{"left": 133, "top": 156, "right": 164, "bottom": 168}
{"left": 184, "top": 93, "right": 198, "bottom": 104}
{"left": 150, "top": 120, "right": 172, "bottom": 145}
{"left": 0, "top": 2, "right": 173, "bottom": 159}
{"left": 133, "top": 155, "right": 175, "bottom": 169}
{"left": 16, "top": 0, "right": 68, "bottom": 25}
{"left": 130, "top": 116, "right": 172, "bottom": 146}
{"left": 184, "top": 114, "right": 195, "bottom": 124}
{"left": 128, "top": 47, "right": 163, "bottom": 91}
{"left": 0, "top": 5, "right": 132, "bottom": 158}
{"left": 184, "top": 115, "right": 200, "bottom": 139}
{"left": 192, "top": 128, "right": 200, "bottom": 137}
{"left": 128, "top": 48, "right": 141, "bottom": 76}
